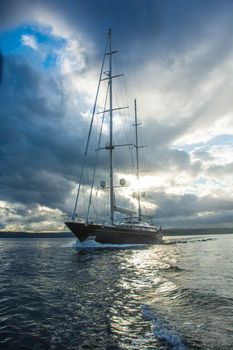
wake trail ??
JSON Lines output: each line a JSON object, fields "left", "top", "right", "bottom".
{"left": 63, "top": 239, "right": 146, "bottom": 249}
{"left": 142, "top": 304, "right": 186, "bottom": 350}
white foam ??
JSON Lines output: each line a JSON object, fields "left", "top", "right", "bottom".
{"left": 142, "top": 304, "right": 186, "bottom": 349}
{"left": 65, "top": 239, "right": 146, "bottom": 249}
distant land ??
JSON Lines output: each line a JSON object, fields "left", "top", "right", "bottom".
{"left": 0, "top": 228, "right": 232, "bottom": 238}
{"left": 164, "top": 228, "right": 233, "bottom": 236}
{"left": 0, "top": 231, "right": 73, "bottom": 238}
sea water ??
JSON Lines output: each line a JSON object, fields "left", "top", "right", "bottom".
{"left": 0, "top": 234, "right": 232, "bottom": 349}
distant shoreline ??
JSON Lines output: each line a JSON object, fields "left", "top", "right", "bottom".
{"left": 0, "top": 228, "right": 232, "bottom": 238}
{"left": 164, "top": 228, "right": 233, "bottom": 236}
{"left": 0, "top": 232, "right": 73, "bottom": 238}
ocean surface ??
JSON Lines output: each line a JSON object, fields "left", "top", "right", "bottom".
{"left": 0, "top": 234, "right": 232, "bottom": 350}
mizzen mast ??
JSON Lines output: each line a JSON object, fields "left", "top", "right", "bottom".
{"left": 108, "top": 28, "right": 115, "bottom": 225}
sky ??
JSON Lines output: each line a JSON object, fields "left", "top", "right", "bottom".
{"left": 1, "top": 0, "right": 233, "bottom": 231}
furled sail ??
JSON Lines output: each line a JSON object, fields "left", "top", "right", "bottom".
{"left": 114, "top": 206, "right": 136, "bottom": 216}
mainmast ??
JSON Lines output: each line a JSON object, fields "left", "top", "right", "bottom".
{"left": 134, "top": 99, "right": 142, "bottom": 221}
{"left": 74, "top": 29, "right": 129, "bottom": 225}
{"left": 108, "top": 28, "right": 115, "bottom": 225}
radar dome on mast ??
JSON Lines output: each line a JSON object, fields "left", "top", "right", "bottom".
{"left": 100, "top": 180, "right": 106, "bottom": 188}
{"left": 119, "top": 178, "right": 126, "bottom": 186}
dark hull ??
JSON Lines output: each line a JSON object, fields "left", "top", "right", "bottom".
{"left": 65, "top": 221, "right": 162, "bottom": 244}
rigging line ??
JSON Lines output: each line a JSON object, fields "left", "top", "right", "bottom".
{"left": 127, "top": 108, "right": 135, "bottom": 174}
{"left": 90, "top": 202, "right": 103, "bottom": 224}
{"left": 81, "top": 176, "right": 87, "bottom": 219}
{"left": 120, "top": 76, "right": 135, "bottom": 173}
{"left": 72, "top": 33, "right": 109, "bottom": 219}
{"left": 122, "top": 75, "right": 132, "bottom": 127}
{"left": 139, "top": 124, "right": 149, "bottom": 176}
{"left": 86, "top": 84, "right": 110, "bottom": 222}
{"left": 112, "top": 79, "right": 133, "bottom": 175}
{"left": 112, "top": 76, "right": 121, "bottom": 111}
{"left": 122, "top": 108, "right": 132, "bottom": 171}
{"left": 124, "top": 85, "right": 135, "bottom": 161}
{"left": 144, "top": 203, "right": 153, "bottom": 225}
{"left": 114, "top": 53, "right": 127, "bottom": 108}
{"left": 84, "top": 164, "right": 92, "bottom": 217}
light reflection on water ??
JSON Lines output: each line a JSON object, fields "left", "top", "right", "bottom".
{"left": 0, "top": 235, "right": 232, "bottom": 349}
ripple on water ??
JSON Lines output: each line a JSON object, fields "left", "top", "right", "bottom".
{"left": 0, "top": 236, "right": 232, "bottom": 349}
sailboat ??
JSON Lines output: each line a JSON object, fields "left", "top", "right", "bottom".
{"left": 65, "top": 29, "right": 163, "bottom": 244}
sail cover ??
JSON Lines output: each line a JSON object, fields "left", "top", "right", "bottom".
{"left": 114, "top": 206, "right": 136, "bottom": 216}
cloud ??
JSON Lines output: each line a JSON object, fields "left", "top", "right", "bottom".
{"left": 0, "top": 52, "right": 91, "bottom": 225}
{"left": 1, "top": 0, "right": 233, "bottom": 230}
{"left": 21, "top": 34, "right": 38, "bottom": 50}
{"left": 149, "top": 191, "right": 233, "bottom": 228}
{"left": 0, "top": 200, "right": 65, "bottom": 231}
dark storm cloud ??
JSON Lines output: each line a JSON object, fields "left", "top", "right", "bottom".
{"left": 1, "top": 0, "right": 233, "bottom": 230}
{"left": 1, "top": 0, "right": 232, "bottom": 57}
{"left": 0, "top": 54, "right": 132, "bottom": 214}
{"left": 154, "top": 192, "right": 233, "bottom": 218}
{"left": 0, "top": 55, "right": 90, "bottom": 210}
{"left": 148, "top": 191, "right": 233, "bottom": 228}
{"left": 0, "top": 0, "right": 32, "bottom": 28}
{"left": 60, "top": 0, "right": 233, "bottom": 87}
{"left": 160, "top": 210, "right": 233, "bottom": 228}
{"left": 138, "top": 118, "right": 202, "bottom": 175}
{"left": 1, "top": 169, "right": 73, "bottom": 210}
{"left": 51, "top": 0, "right": 230, "bottom": 52}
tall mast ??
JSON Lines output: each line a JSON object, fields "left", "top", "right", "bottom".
{"left": 134, "top": 99, "right": 142, "bottom": 221}
{"left": 108, "top": 28, "right": 115, "bottom": 225}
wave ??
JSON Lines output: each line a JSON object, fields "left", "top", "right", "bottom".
{"left": 177, "top": 287, "right": 233, "bottom": 309}
{"left": 164, "top": 237, "right": 216, "bottom": 245}
{"left": 161, "top": 265, "right": 185, "bottom": 273}
{"left": 142, "top": 304, "right": 186, "bottom": 349}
